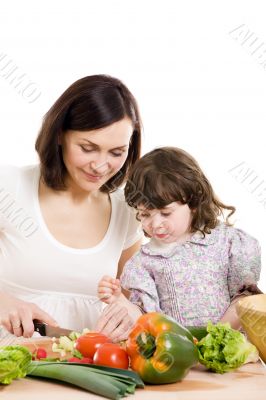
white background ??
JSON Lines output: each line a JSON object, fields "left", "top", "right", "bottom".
{"left": 0, "top": 1, "right": 265, "bottom": 291}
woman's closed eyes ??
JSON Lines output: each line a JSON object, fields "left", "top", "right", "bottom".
{"left": 80, "top": 145, "right": 124, "bottom": 157}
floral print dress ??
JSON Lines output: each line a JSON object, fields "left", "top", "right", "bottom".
{"left": 120, "top": 223, "right": 261, "bottom": 326}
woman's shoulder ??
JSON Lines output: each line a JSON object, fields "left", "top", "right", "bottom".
{"left": 110, "top": 188, "right": 134, "bottom": 215}
{"left": 110, "top": 188, "right": 128, "bottom": 202}
{"left": 110, "top": 188, "right": 143, "bottom": 247}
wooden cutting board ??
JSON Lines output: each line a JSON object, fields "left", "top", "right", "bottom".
{"left": 1, "top": 335, "right": 70, "bottom": 359}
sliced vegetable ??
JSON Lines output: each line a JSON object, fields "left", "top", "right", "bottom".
{"left": 52, "top": 335, "right": 75, "bottom": 357}
{"left": 0, "top": 345, "right": 32, "bottom": 384}
{"left": 35, "top": 348, "right": 47, "bottom": 360}
{"left": 197, "top": 321, "right": 259, "bottom": 373}
{"left": 93, "top": 343, "right": 129, "bottom": 369}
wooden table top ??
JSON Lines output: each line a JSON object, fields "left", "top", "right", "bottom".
{"left": 1, "top": 335, "right": 265, "bottom": 399}
{"left": 1, "top": 362, "right": 265, "bottom": 400}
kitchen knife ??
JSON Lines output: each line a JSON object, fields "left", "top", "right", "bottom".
{"left": 33, "top": 320, "right": 73, "bottom": 337}
{"left": 33, "top": 296, "right": 106, "bottom": 337}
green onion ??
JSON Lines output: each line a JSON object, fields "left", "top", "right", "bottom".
{"left": 62, "top": 361, "right": 144, "bottom": 388}
{"left": 27, "top": 361, "right": 144, "bottom": 400}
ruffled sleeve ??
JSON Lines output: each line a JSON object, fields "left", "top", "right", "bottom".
{"left": 120, "top": 251, "right": 162, "bottom": 313}
{"left": 228, "top": 228, "right": 261, "bottom": 299}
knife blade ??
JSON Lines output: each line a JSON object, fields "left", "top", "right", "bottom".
{"left": 33, "top": 295, "right": 108, "bottom": 337}
{"left": 33, "top": 320, "right": 73, "bottom": 338}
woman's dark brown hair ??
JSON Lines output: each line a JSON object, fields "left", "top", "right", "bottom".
{"left": 124, "top": 147, "right": 235, "bottom": 235}
{"left": 35, "top": 75, "right": 142, "bottom": 192}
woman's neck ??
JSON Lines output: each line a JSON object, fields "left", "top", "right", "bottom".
{"left": 39, "top": 178, "right": 105, "bottom": 205}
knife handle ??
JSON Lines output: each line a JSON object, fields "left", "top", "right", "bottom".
{"left": 33, "top": 320, "right": 46, "bottom": 336}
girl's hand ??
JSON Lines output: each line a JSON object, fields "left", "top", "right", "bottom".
{"left": 98, "top": 275, "right": 122, "bottom": 304}
{"left": 0, "top": 291, "right": 58, "bottom": 337}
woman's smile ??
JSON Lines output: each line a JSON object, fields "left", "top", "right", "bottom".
{"left": 82, "top": 170, "right": 106, "bottom": 182}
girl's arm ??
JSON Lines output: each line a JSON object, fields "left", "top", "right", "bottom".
{"left": 97, "top": 239, "right": 142, "bottom": 303}
{"left": 96, "top": 240, "right": 143, "bottom": 342}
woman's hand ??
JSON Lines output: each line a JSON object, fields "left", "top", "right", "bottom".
{"left": 98, "top": 275, "right": 122, "bottom": 304}
{"left": 95, "top": 302, "right": 134, "bottom": 342}
{"left": 0, "top": 291, "right": 58, "bottom": 337}
{"left": 95, "top": 297, "right": 142, "bottom": 342}
{"left": 219, "top": 298, "right": 242, "bottom": 330}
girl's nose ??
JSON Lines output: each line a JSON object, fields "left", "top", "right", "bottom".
{"left": 150, "top": 213, "right": 164, "bottom": 229}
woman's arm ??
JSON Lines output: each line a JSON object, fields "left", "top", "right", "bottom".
{"left": 220, "top": 286, "right": 263, "bottom": 330}
{"left": 219, "top": 297, "right": 243, "bottom": 330}
{"left": 116, "top": 240, "right": 142, "bottom": 279}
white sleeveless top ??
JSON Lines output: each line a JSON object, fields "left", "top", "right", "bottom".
{"left": 0, "top": 165, "right": 142, "bottom": 331}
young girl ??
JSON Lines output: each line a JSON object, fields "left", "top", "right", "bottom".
{"left": 97, "top": 147, "right": 262, "bottom": 329}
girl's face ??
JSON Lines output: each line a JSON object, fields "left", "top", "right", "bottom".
{"left": 60, "top": 117, "right": 133, "bottom": 194}
{"left": 137, "top": 202, "right": 193, "bottom": 244}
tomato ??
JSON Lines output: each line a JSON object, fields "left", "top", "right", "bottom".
{"left": 74, "top": 332, "right": 110, "bottom": 358}
{"left": 93, "top": 343, "right": 129, "bottom": 369}
{"left": 35, "top": 348, "right": 47, "bottom": 359}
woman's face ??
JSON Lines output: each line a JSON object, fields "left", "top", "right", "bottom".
{"left": 61, "top": 117, "right": 133, "bottom": 193}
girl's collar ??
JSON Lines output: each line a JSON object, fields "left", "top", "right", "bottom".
{"left": 142, "top": 227, "right": 218, "bottom": 257}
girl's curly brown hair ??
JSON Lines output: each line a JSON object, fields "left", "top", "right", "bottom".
{"left": 124, "top": 147, "right": 235, "bottom": 236}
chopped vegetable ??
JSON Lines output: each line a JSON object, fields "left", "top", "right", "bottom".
{"left": 197, "top": 321, "right": 259, "bottom": 373}
{"left": 35, "top": 348, "right": 47, "bottom": 360}
{"left": 68, "top": 331, "right": 81, "bottom": 341}
{"left": 0, "top": 345, "right": 32, "bottom": 384}
{"left": 51, "top": 328, "right": 91, "bottom": 357}
{"left": 52, "top": 335, "right": 76, "bottom": 358}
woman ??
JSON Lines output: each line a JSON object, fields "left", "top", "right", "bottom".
{"left": 0, "top": 74, "right": 143, "bottom": 341}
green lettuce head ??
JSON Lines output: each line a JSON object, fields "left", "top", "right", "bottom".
{"left": 0, "top": 345, "right": 32, "bottom": 384}
{"left": 197, "top": 322, "right": 259, "bottom": 374}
